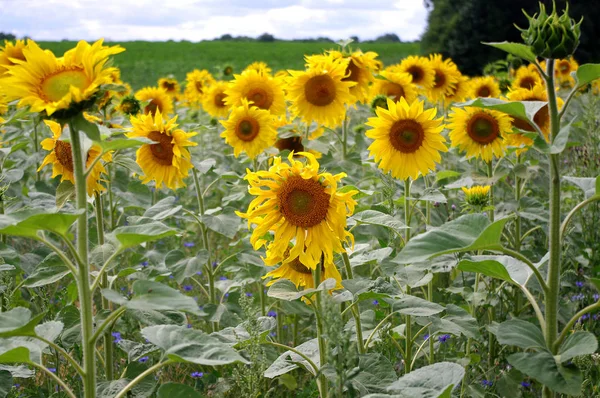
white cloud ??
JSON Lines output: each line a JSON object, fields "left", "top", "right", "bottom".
{"left": 0, "top": 0, "right": 427, "bottom": 42}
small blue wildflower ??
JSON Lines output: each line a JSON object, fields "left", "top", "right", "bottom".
{"left": 594, "top": 293, "right": 599, "bottom": 302}
{"left": 23, "top": 273, "right": 28, "bottom": 279}
{"left": 224, "top": 293, "right": 229, "bottom": 298}
{"left": 219, "top": 276, "right": 227, "bottom": 280}
{"left": 269, "top": 331, "right": 276, "bottom": 337}
{"left": 112, "top": 332, "right": 122, "bottom": 344}
{"left": 13, "top": 384, "right": 20, "bottom": 389}
{"left": 451, "top": 204, "right": 457, "bottom": 211}
{"left": 191, "top": 371, "right": 204, "bottom": 378}
{"left": 575, "top": 281, "right": 584, "bottom": 288}
{"left": 483, "top": 212, "right": 488, "bottom": 217}
{"left": 433, "top": 201, "right": 440, "bottom": 208}
{"left": 169, "top": 275, "right": 174, "bottom": 279}
{"left": 372, "top": 300, "right": 379, "bottom": 305}
{"left": 283, "top": 325, "right": 288, "bottom": 329}
{"left": 139, "top": 356, "right": 149, "bottom": 363}
{"left": 183, "top": 285, "right": 193, "bottom": 292}
{"left": 438, "top": 334, "right": 450, "bottom": 343}
{"left": 48, "top": 367, "right": 57, "bottom": 373}
{"left": 481, "top": 380, "right": 493, "bottom": 387}
{"left": 195, "top": 271, "right": 202, "bottom": 275}
{"left": 423, "top": 334, "right": 430, "bottom": 341}
{"left": 212, "top": 261, "right": 218, "bottom": 267}
{"left": 141, "top": 261, "right": 148, "bottom": 267}
{"left": 120, "top": 287, "right": 126, "bottom": 291}
{"left": 521, "top": 381, "right": 531, "bottom": 388}
{"left": 267, "top": 310, "right": 277, "bottom": 317}
{"left": 184, "top": 242, "right": 195, "bottom": 248}
{"left": 246, "top": 292, "right": 253, "bottom": 297}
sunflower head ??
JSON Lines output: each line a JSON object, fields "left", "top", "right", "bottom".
{"left": 135, "top": 86, "right": 174, "bottom": 116}
{"left": 443, "top": 75, "right": 470, "bottom": 104}
{"left": 158, "top": 77, "right": 180, "bottom": 98}
{"left": 469, "top": 76, "right": 501, "bottom": 99}
{"left": 223, "top": 65, "right": 234, "bottom": 76}
{"left": 448, "top": 107, "right": 512, "bottom": 162}
{"left": 220, "top": 98, "right": 277, "bottom": 159}
{"left": 2, "top": 39, "right": 124, "bottom": 118}
{"left": 0, "top": 39, "right": 26, "bottom": 77}
{"left": 183, "top": 69, "right": 216, "bottom": 106}
{"left": 329, "top": 50, "right": 380, "bottom": 103}
{"left": 225, "top": 69, "right": 286, "bottom": 116}
{"left": 461, "top": 185, "right": 491, "bottom": 207}
{"left": 426, "top": 54, "right": 461, "bottom": 102}
{"left": 365, "top": 98, "right": 447, "bottom": 181}
{"left": 126, "top": 110, "right": 198, "bottom": 190}
{"left": 511, "top": 64, "right": 542, "bottom": 90}
{"left": 245, "top": 61, "right": 272, "bottom": 76}
{"left": 118, "top": 95, "right": 142, "bottom": 116}
{"left": 371, "top": 71, "right": 418, "bottom": 105}
{"left": 201, "top": 81, "right": 230, "bottom": 119}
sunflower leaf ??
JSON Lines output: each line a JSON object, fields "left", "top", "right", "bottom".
{"left": 574, "top": 63, "right": 600, "bottom": 87}
{"left": 482, "top": 42, "right": 537, "bottom": 63}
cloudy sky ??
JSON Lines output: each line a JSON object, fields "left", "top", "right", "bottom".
{"left": 0, "top": 0, "right": 428, "bottom": 42}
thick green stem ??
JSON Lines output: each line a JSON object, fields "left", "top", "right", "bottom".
{"left": 341, "top": 252, "right": 365, "bottom": 354}
{"left": 313, "top": 259, "right": 328, "bottom": 397}
{"left": 428, "top": 280, "right": 434, "bottom": 364}
{"left": 403, "top": 179, "right": 412, "bottom": 374}
{"left": 341, "top": 112, "right": 348, "bottom": 160}
{"left": 514, "top": 155, "right": 522, "bottom": 252}
{"left": 487, "top": 161, "right": 494, "bottom": 222}
{"left": 68, "top": 119, "right": 96, "bottom": 398}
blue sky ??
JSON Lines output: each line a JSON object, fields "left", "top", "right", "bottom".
{"left": 0, "top": 0, "right": 428, "bottom": 42}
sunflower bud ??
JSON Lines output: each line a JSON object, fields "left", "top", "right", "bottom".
{"left": 461, "top": 185, "right": 491, "bottom": 207}
{"left": 370, "top": 94, "right": 389, "bottom": 113}
{"left": 519, "top": 1, "right": 582, "bottom": 59}
{"left": 118, "top": 95, "right": 141, "bottom": 116}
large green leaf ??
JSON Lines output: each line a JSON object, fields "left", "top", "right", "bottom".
{"left": 23, "top": 253, "right": 71, "bottom": 288}
{"left": 575, "top": 63, "right": 600, "bottom": 87}
{"left": 267, "top": 278, "right": 337, "bottom": 301}
{"left": 102, "top": 280, "right": 204, "bottom": 315}
{"left": 0, "top": 347, "right": 32, "bottom": 365}
{"left": 496, "top": 319, "right": 546, "bottom": 351}
{"left": 564, "top": 176, "right": 600, "bottom": 199}
{"left": 482, "top": 42, "right": 537, "bottom": 63}
{"left": 394, "top": 214, "right": 511, "bottom": 264}
{"left": 157, "top": 383, "right": 202, "bottom": 398}
{"left": 141, "top": 197, "right": 182, "bottom": 221}
{"left": 0, "top": 209, "right": 83, "bottom": 238}
{"left": 165, "top": 250, "right": 208, "bottom": 284}
{"left": 201, "top": 213, "right": 240, "bottom": 239}
{"left": 458, "top": 97, "right": 545, "bottom": 123}
{"left": 0, "top": 308, "right": 44, "bottom": 338}
{"left": 113, "top": 222, "right": 178, "bottom": 249}
{"left": 0, "top": 369, "right": 12, "bottom": 398}
{"left": 557, "top": 331, "right": 598, "bottom": 363}
{"left": 141, "top": 325, "right": 248, "bottom": 366}
{"left": 264, "top": 338, "right": 319, "bottom": 377}
{"left": 508, "top": 351, "right": 582, "bottom": 396}
{"left": 385, "top": 362, "right": 465, "bottom": 398}
{"left": 392, "top": 296, "right": 445, "bottom": 317}
{"left": 351, "top": 210, "right": 407, "bottom": 233}
{"left": 437, "top": 304, "right": 481, "bottom": 340}
{"left": 71, "top": 112, "right": 101, "bottom": 141}
{"left": 457, "top": 255, "right": 532, "bottom": 286}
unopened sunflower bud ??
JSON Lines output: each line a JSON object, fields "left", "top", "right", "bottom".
{"left": 519, "top": 1, "right": 582, "bottom": 59}
{"left": 118, "top": 95, "right": 141, "bottom": 116}
{"left": 370, "top": 94, "right": 389, "bottom": 113}
{"left": 461, "top": 185, "right": 491, "bottom": 207}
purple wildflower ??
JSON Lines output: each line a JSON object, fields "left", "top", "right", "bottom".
{"left": 438, "top": 334, "right": 451, "bottom": 343}
{"left": 191, "top": 371, "right": 204, "bottom": 378}
{"left": 139, "top": 356, "right": 149, "bottom": 363}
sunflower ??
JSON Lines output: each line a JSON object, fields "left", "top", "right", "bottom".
{"left": 158, "top": 77, "right": 180, "bottom": 99}
{"left": 184, "top": 69, "right": 216, "bottom": 104}
{"left": 38, "top": 120, "right": 112, "bottom": 195}
{"left": 274, "top": 135, "right": 322, "bottom": 158}
{"left": 237, "top": 152, "right": 357, "bottom": 270}
{"left": 511, "top": 64, "right": 542, "bottom": 90}
{"left": 328, "top": 50, "right": 380, "bottom": 103}
{"left": 286, "top": 56, "right": 355, "bottom": 128}
{"left": 245, "top": 61, "right": 272, "bottom": 76}
{"left": 448, "top": 107, "right": 511, "bottom": 162}
{"left": 555, "top": 58, "right": 578, "bottom": 87}
{"left": 365, "top": 98, "right": 447, "bottom": 181}
{"left": 220, "top": 99, "right": 277, "bottom": 159}
{"left": 127, "top": 110, "right": 197, "bottom": 190}
{"left": 426, "top": 54, "right": 461, "bottom": 102}
{"left": 0, "top": 39, "right": 26, "bottom": 77}
{"left": 443, "top": 75, "right": 470, "bottom": 104}
{"left": 225, "top": 69, "right": 286, "bottom": 116}
{"left": 394, "top": 56, "right": 435, "bottom": 89}
{"left": 2, "top": 39, "right": 124, "bottom": 117}
{"left": 264, "top": 248, "right": 342, "bottom": 290}
{"left": 461, "top": 185, "right": 491, "bottom": 207}
{"left": 469, "top": 76, "right": 501, "bottom": 99}
{"left": 201, "top": 81, "right": 230, "bottom": 118}
{"left": 135, "top": 86, "right": 174, "bottom": 116}
{"left": 370, "top": 71, "right": 418, "bottom": 104}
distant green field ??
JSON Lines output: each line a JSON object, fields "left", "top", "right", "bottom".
{"left": 39, "top": 40, "right": 420, "bottom": 89}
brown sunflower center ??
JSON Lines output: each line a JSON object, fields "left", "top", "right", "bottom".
{"left": 144, "top": 99, "right": 160, "bottom": 115}
{"left": 519, "top": 76, "right": 536, "bottom": 90}
{"left": 467, "top": 113, "right": 500, "bottom": 145}
{"left": 534, "top": 105, "right": 549, "bottom": 130}
{"left": 477, "top": 86, "right": 491, "bottom": 97}
{"left": 386, "top": 83, "right": 405, "bottom": 102}
{"left": 41, "top": 68, "right": 90, "bottom": 102}
{"left": 235, "top": 117, "right": 260, "bottom": 142}
{"left": 195, "top": 81, "right": 204, "bottom": 94}
{"left": 389, "top": 119, "right": 425, "bottom": 153}
{"left": 147, "top": 131, "right": 174, "bottom": 166}
{"left": 55, "top": 140, "right": 74, "bottom": 172}
{"left": 406, "top": 66, "right": 423, "bottom": 84}
{"left": 558, "top": 61, "right": 570, "bottom": 73}
{"left": 275, "top": 136, "right": 304, "bottom": 153}
{"left": 289, "top": 257, "right": 313, "bottom": 274}
{"left": 278, "top": 176, "right": 330, "bottom": 228}
{"left": 163, "top": 82, "right": 176, "bottom": 92}
{"left": 342, "top": 60, "right": 360, "bottom": 83}
{"left": 433, "top": 70, "right": 445, "bottom": 88}
{"left": 213, "top": 92, "right": 227, "bottom": 108}
{"left": 246, "top": 87, "right": 273, "bottom": 110}
{"left": 305, "top": 74, "right": 336, "bottom": 106}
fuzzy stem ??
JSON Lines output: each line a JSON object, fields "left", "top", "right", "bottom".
{"left": 113, "top": 360, "right": 174, "bottom": 398}
{"left": 487, "top": 161, "right": 494, "bottom": 222}
{"left": 341, "top": 252, "right": 365, "bottom": 354}
{"left": 403, "top": 178, "right": 412, "bottom": 374}
{"left": 313, "top": 258, "right": 328, "bottom": 397}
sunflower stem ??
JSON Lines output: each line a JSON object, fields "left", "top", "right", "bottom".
{"left": 342, "top": 251, "right": 365, "bottom": 354}
{"left": 313, "top": 258, "right": 328, "bottom": 397}
{"left": 486, "top": 161, "right": 494, "bottom": 222}
{"left": 341, "top": 112, "right": 348, "bottom": 160}
{"left": 403, "top": 178, "right": 412, "bottom": 374}
{"left": 68, "top": 118, "right": 96, "bottom": 398}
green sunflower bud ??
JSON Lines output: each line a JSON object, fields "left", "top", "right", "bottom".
{"left": 518, "top": 1, "right": 582, "bottom": 59}
{"left": 118, "top": 95, "right": 141, "bottom": 116}
{"left": 370, "top": 94, "right": 389, "bottom": 114}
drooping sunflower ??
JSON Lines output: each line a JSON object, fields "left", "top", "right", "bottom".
{"left": 365, "top": 98, "right": 447, "bottom": 181}
{"left": 426, "top": 54, "right": 461, "bottom": 102}
{"left": 184, "top": 69, "right": 216, "bottom": 104}
{"left": 448, "top": 107, "right": 511, "bottom": 162}
{"left": 2, "top": 39, "right": 124, "bottom": 117}
{"left": 158, "top": 77, "right": 180, "bottom": 99}
{"left": 236, "top": 152, "right": 357, "bottom": 270}
{"left": 0, "top": 39, "right": 26, "bottom": 77}
{"left": 443, "top": 75, "right": 470, "bottom": 104}
{"left": 511, "top": 64, "right": 542, "bottom": 90}
{"left": 127, "top": 110, "right": 197, "bottom": 190}
{"left": 201, "top": 81, "right": 230, "bottom": 118}
{"left": 264, "top": 248, "right": 342, "bottom": 290}
{"left": 328, "top": 50, "right": 380, "bottom": 103}
{"left": 286, "top": 56, "right": 355, "bottom": 128}
{"left": 225, "top": 69, "right": 286, "bottom": 116}
{"left": 220, "top": 99, "right": 277, "bottom": 159}
{"left": 468, "top": 76, "right": 501, "bottom": 99}
{"left": 394, "top": 56, "right": 435, "bottom": 89}
{"left": 244, "top": 61, "right": 272, "bottom": 76}
{"left": 38, "top": 120, "right": 112, "bottom": 196}
{"left": 370, "top": 71, "right": 418, "bottom": 104}
{"left": 135, "top": 86, "right": 174, "bottom": 116}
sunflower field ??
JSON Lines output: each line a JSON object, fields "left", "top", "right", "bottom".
{"left": 1, "top": 3, "right": 600, "bottom": 398}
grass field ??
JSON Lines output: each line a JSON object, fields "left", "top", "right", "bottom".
{"left": 39, "top": 40, "right": 420, "bottom": 89}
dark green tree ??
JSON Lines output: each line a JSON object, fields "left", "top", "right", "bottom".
{"left": 421, "top": 0, "right": 600, "bottom": 75}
